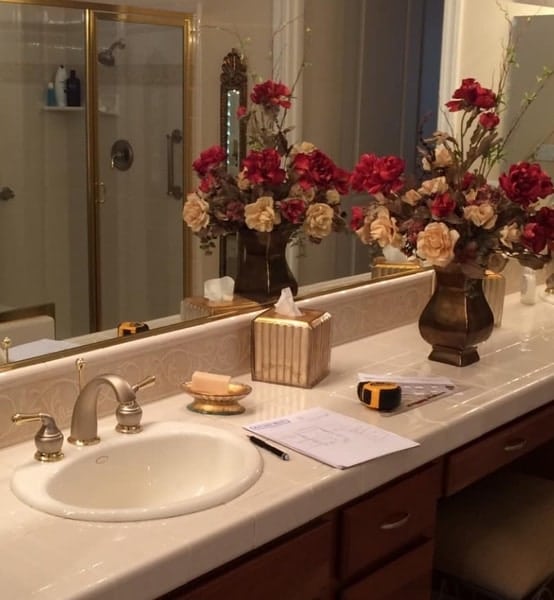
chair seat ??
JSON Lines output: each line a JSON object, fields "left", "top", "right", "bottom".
{"left": 435, "top": 470, "right": 554, "bottom": 600}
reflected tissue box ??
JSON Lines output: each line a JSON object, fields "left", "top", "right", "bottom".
{"left": 251, "top": 307, "right": 332, "bottom": 388}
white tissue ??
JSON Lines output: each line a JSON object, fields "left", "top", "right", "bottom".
{"left": 204, "top": 276, "right": 235, "bottom": 303}
{"left": 382, "top": 244, "right": 408, "bottom": 263}
{"left": 274, "top": 287, "right": 302, "bottom": 317}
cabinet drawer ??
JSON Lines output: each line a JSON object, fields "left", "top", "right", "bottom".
{"left": 166, "top": 518, "right": 334, "bottom": 600}
{"left": 340, "top": 539, "right": 434, "bottom": 600}
{"left": 444, "top": 401, "right": 554, "bottom": 496}
{"left": 338, "top": 461, "right": 441, "bottom": 580}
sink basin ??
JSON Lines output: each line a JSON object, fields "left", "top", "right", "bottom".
{"left": 11, "top": 421, "right": 263, "bottom": 522}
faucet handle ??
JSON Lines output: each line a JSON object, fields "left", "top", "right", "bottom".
{"left": 12, "top": 413, "right": 64, "bottom": 462}
{"left": 115, "top": 374, "right": 156, "bottom": 434}
{"left": 132, "top": 374, "right": 156, "bottom": 393}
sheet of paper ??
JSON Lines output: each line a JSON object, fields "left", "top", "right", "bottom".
{"left": 244, "top": 407, "right": 419, "bottom": 469}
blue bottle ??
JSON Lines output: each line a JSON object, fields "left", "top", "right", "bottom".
{"left": 46, "top": 82, "right": 56, "bottom": 106}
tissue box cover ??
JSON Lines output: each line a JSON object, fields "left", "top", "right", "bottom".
{"left": 251, "top": 307, "right": 332, "bottom": 388}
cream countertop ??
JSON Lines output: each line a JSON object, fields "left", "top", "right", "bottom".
{"left": 0, "top": 293, "right": 552, "bottom": 600}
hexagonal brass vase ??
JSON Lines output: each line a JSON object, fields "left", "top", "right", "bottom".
{"left": 418, "top": 265, "right": 494, "bottom": 367}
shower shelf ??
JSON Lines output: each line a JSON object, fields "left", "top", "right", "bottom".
{"left": 42, "top": 106, "right": 84, "bottom": 112}
{"left": 42, "top": 106, "right": 118, "bottom": 116}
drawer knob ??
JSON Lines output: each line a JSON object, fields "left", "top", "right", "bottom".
{"left": 503, "top": 438, "right": 527, "bottom": 452}
{"left": 380, "top": 511, "right": 411, "bottom": 530}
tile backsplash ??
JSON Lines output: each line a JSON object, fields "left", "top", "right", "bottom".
{"left": 0, "top": 272, "right": 433, "bottom": 449}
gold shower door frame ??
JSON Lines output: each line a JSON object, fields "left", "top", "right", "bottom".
{"left": 86, "top": 6, "right": 193, "bottom": 331}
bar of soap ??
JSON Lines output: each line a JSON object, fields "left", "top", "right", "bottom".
{"left": 190, "top": 371, "right": 231, "bottom": 395}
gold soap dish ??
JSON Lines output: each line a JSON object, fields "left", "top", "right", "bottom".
{"left": 182, "top": 381, "right": 252, "bottom": 415}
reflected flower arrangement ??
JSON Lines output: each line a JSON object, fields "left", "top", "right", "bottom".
{"left": 349, "top": 49, "right": 554, "bottom": 277}
{"left": 183, "top": 79, "right": 350, "bottom": 253}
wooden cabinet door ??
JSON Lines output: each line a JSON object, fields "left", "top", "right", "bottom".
{"left": 339, "top": 461, "right": 441, "bottom": 580}
{"left": 164, "top": 518, "right": 334, "bottom": 600}
{"left": 340, "top": 540, "right": 434, "bottom": 600}
{"left": 444, "top": 401, "right": 554, "bottom": 495}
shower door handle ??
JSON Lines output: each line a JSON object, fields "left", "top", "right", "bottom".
{"left": 166, "top": 129, "right": 183, "bottom": 199}
{"left": 95, "top": 181, "right": 107, "bottom": 205}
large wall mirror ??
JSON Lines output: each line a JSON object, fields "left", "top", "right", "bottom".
{"left": 2, "top": 0, "right": 551, "bottom": 371}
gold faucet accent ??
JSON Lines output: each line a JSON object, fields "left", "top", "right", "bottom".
{"left": 68, "top": 373, "right": 156, "bottom": 446}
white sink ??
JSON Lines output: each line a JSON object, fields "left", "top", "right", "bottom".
{"left": 11, "top": 421, "right": 263, "bottom": 522}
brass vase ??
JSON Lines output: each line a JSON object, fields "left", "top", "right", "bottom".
{"left": 234, "top": 228, "right": 298, "bottom": 301}
{"left": 418, "top": 264, "right": 494, "bottom": 367}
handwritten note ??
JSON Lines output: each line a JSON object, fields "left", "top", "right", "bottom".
{"left": 244, "top": 407, "right": 419, "bottom": 469}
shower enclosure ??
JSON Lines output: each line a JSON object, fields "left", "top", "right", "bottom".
{"left": 0, "top": 1, "right": 192, "bottom": 339}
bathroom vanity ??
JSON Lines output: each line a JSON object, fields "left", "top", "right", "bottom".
{"left": 0, "top": 288, "right": 552, "bottom": 600}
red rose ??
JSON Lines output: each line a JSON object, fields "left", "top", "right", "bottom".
{"left": 430, "top": 192, "right": 457, "bottom": 218}
{"left": 350, "top": 153, "right": 405, "bottom": 195}
{"left": 193, "top": 145, "right": 226, "bottom": 176}
{"left": 479, "top": 111, "right": 500, "bottom": 130}
{"left": 198, "top": 173, "right": 217, "bottom": 194}
{"left": 292, "top": 150, "right": 350, "bottom": 194}
{"left": 499, "top": 161, "right": 554, "bottom": 208}
{"left": 461, "top": 172, "right": 477, "bottom": 190}
{"left": 350, "top": 206, "right": 365, "bottom": 231}
{"left": 236, "top": 105, "right": 247, "bottom": 119}
{"left": 521, "top": 222, "right": 548, "bottom": 254}
{"left": 446, "top": 78, "right": 497, "bottom": 112}
{"left": 242, "top": 148, "right": 286, "bottom": 186}
{"left": 536, "top": 206, "right": 554, "bottom": 231}
{"left": 250, "top": 80, "right": 292, "bottom": 110}
{"left": 280, "top": 198, "right": 306, "bottom": 224}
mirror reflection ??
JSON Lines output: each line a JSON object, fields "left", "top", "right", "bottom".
{"left": 4, "top": 0, "right": 550, "bottom": 370}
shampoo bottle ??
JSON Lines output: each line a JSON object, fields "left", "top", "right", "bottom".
{"left": 54, "top": 65, "right": 67, "bottom": 107}
{"left": 46, "top": 82, "right": 56, "bottom": 106}
{"left": 66, "top": 69, "right": 81, "bottom": 107}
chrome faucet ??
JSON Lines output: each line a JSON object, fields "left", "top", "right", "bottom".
{"left": 68, "top": 374, "right": 156, "bottom": 446}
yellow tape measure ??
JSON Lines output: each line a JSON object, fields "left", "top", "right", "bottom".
{"left": 357, "top": 381, "right": 401, "bottom": 411}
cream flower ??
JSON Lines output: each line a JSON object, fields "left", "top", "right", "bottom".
{"left": 463, "top": 203, "right": 497, "bottom": 230}
{"left": 416, "top": 222, "right": 460, "bottom": 267}
{"left": 290, "top": 183, "right": 315, "bottom": 203}
{"left": 237, "top": 169, "right": 251, "bottom": 191}
{"left": 422, "top": 144, "right": 453, "bottom": 171}
{"left": 402, "top": 188, "right": 423, "bottom": 207}
{"left": 182, "top": 192, "right": 210, "bottom": 232}
{"left": 500, "top": 223, "right": 521, "bottom": 248}
{"left": 290, "top": 141, "right": 317, "bottom": 157}
{"left": 325, "top": 188, "right": 340, "bottom": 205}
{"left": 369, "top": 207, "right": 399, "bottom": 248}
{"left": 418, "top": 176, "right": 448, "bottom": 196}
{"left": 303, "top": 203, "right": 334, "bottom": 238}
{"left": 244, "top": 196, "right": 281, "bottom": 232}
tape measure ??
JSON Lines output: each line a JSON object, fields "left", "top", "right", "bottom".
{"left": 357, "top": 381, "right": 401, "bottom": 411}
{"left": 117, "top": 321, "right": 150, "bottom": 337}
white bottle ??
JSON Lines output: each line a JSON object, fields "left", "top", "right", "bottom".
{"left": 520, "top": 266, "right": 537, "bottom": 305}
{"left": 54, "top": 65, "right": 67, "bottom": 107}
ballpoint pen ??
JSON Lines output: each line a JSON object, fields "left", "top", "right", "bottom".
{"left": 248, "top": 435, "right": 290, "bottom": 461}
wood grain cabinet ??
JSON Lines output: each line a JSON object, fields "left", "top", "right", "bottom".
{"left": 161, "top": 518, "right": 335, "bottom": 600}
{"left": 443, "top": 401, "right": 554, "bottom": 496}
{"left": 337, "top": 462, "right": 442, "bottom": 599}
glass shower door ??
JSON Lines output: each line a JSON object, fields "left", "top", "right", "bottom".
{"left": 0, "top": 2, "right": 89, "bottom": 340}
{"left": 93, "top": 13, "right": 186, "bottom": 331}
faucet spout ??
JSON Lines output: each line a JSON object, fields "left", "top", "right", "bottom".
{"left": 68, "top": 374, "right": 137, "bottom": 446}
